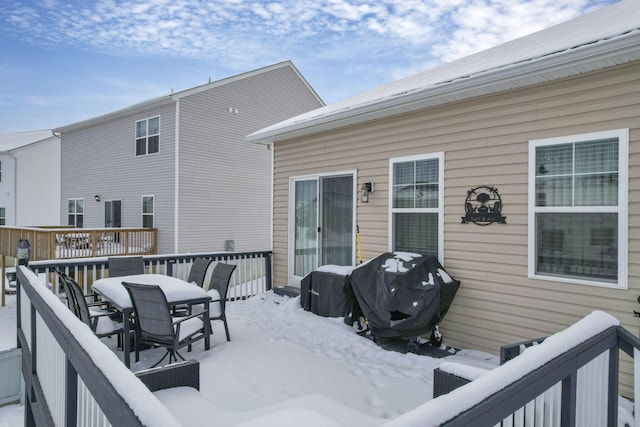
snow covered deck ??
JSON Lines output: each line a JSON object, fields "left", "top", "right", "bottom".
{"left": 11, "top": 262, "right": 639, "bottom": 426}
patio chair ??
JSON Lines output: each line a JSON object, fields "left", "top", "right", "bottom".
{"left": 108, "top": 256, "right": 144, "bottom": 277}
{"left": 57, "top": 269, "right": 123, "bottom": 343}
{"left": 53, "top": 268, "right": 79, "bottom": 313}
{"left": 122, "top": 281, "right": 207, "bottom": 368}
{"left": 187, "top": 257, "right": 213, "bottom": 288}
{"left": 206, "top": 263, "right": 236, "bottom": 342}
{"left": 172, "top": 257, "right": 214, "bottom": 316}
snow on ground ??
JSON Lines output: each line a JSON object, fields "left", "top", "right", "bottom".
{"left": 0, "top": 290, "right": 499, "bottom": 426}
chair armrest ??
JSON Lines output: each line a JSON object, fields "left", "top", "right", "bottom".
{"left": 135, "top": 360, "right": 200, "bottom": 392}
{"left": 88, "top": 307, "right": 120, "bottom": 320}
{"left": 172, "top": 310, "right": 206, "bottom": 324}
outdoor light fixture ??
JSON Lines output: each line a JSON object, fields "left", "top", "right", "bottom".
{"left": 360, "top": 181, "right": 374, "bottom": 203}
{"left": 94, "top": 195, "right": 101, "bottom": 202}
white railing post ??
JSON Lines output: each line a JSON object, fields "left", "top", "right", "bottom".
{"left": 634, "top": 347, "right": 640, "bottom": 427}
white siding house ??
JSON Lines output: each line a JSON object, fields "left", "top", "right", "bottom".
{"left": 55, "top": 61, "right": 323, "bottom": 254}
{"left": 0, "top": 130, "right": 61, "bottom": 226}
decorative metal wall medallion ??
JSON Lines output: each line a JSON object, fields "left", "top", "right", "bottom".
{"left": 461, "top": 186, "right": 507, "bottom": 225}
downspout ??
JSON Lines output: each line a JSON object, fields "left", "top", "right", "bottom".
{"left": 7, "top": 151, "right": 17, "bottom": 226}
{"left": 269, "top": 143, "right": 274, "bottom": 251}
{"left": 174, "top": 99, "right": 180, "bottom": 253}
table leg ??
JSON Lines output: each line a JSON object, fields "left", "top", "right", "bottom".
{"left": 122, "top": 309, "right": 131, "bottom": 368}
{"left": 204, "top": 303, "right": 210, "bottom": 350}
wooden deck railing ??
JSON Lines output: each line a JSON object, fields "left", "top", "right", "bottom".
{"left": 0, "top": 226, "right": 157, "bottom": 306}
{"left": 0, "top": 226, "right": 157, "bottom": 261}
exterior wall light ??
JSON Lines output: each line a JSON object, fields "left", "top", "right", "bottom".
{"left": 361, "top": 181, "right": 374, "bottom": 203}
{"left": 95, "top": 195, "right": 101, "bottom": 202}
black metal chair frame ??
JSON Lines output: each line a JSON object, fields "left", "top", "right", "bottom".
{"left": 122, "top": 281, "right": 208, "bottom": 368}
{"left": 207, "top": 263, "right": 236, "bottom": 342}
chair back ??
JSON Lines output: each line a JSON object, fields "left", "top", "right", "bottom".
{"left": 64, "top": 275, "right": 93, "bottom": 326}
{"left": 122, "top": 282, "right": 175, "bottom": 346}
{"left": 54, "top": 268, "right": 78, "bottom": 314}
{"left": 108, "top": 256, "right": 144, "bottom": 277}
{"left": 187, "top": 257, "right": 213, "bottom": 288}
{"left": 209, "top": 263, "right": 236, "bottom": 307}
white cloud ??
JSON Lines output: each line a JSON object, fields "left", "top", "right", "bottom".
{"left": 0, "top": 0, "right": 618, "bottom": 132}
{"left": 430, "top": 0, "right": 612, "bottom": 62}
{"left": 2, "top": 0, "right": 615, "bottom": 68}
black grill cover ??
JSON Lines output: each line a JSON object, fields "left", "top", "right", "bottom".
{"left": 349, "top": 252, "right": 460, "bottom": 339}
{"left": 300, "top": 270, "right": 352, "bottom": 318}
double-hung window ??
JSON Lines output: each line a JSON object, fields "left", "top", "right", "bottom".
{"left": 68, "top": 199, "right": 84, "bottom": 228}
{"left": 142, "top": 195, "right": 154, "bottom": 228}
{"left": 135, "top": 116, "right": 160, "bottom": 156}
{"left": 0, "top": 208, "right": 5, "bottom": 225}
{"left": 389, "top": 153, "right": 444, "bottom": 259}
{"left": 529, "top": 129, "right": 628, "bottom": 288}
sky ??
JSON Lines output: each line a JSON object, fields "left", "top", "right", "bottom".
{"left": 0, "top": 0, "right": 618, "bottom": 134}
{"left": 0, "top": 283, "right": 634, "bottom": 426}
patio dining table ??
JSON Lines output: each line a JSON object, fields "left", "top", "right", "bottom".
{"left": 92, "top": 273, "right": 211, "bottom": 368}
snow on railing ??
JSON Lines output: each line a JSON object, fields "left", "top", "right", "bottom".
{"left": 386, "top": 311, "right": 632, "bottom": 427}
{"left": 17, "top": 266, "right": 180, "bottom": 427}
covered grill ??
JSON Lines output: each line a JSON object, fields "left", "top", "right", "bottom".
{"left": 348, "top": 252, "right": 460, "bottom": 340}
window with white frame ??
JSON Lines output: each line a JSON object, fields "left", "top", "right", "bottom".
{"left": 389, "top": 153, "right": 444, "bottom": 258}
{"left": 529, "top": 129, "right": 628, "bottom": 287}
{"left": 67, "top": 199, "right": 84, "bottom": 228}
{"left": 142, "top": 196, "right": 154, "bottom": 228}
{"left": 0, "top": 208, "right": 5, "bottom": 225}
{"left": 135, "top": 116, "right": 160, "bottom": 156}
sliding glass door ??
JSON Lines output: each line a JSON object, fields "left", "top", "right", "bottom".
{"left": 291, "top": 173, "right": 355, "bottom": 278}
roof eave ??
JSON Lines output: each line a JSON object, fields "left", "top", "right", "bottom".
{"left": 248, "top": 30, "right": 640, "bottom": 144}
{"left": 54, "top": 96, "right": 176, "bottom": 133}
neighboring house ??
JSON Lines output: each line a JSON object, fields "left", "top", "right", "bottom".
{"left": 55, "top": 61, "right": 323, "bottom": 254}
{"left": 248, "top": 0, "right": 640, "bottom": 392}
{"left": 0, "top": 130, "right": 61, "bottom": 226}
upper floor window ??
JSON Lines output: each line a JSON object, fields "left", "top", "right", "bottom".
{"left": 389, "top": 152, "right": 444, "bottom": 259}
{"left": 142, "top": 195, "right": 154, "bottom": 228}
{"left": 68, "top": 199, "right": 84, "bottom": 228}
{"left": 135, "top": 116, "right": 160, "bottom": 156}
{"left": 528, "top": 129, "right": 628, "bottom": 288}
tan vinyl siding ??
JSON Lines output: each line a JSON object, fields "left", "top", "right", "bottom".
{"left": 273, "top": 61, "right": 640, "bottom": 394}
